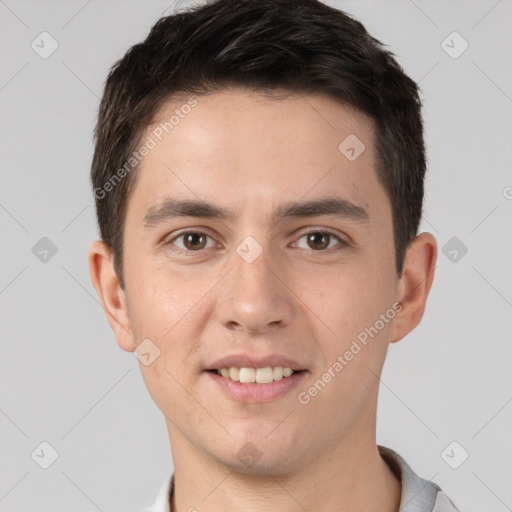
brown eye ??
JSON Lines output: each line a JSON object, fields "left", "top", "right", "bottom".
{"left": 169, "top": 231, "right": 215, "bottom": 251}
{"left": 307, "top": 232, "right": 331, "bottom": 250}
{"left": 294, "top": 230, "right": 345, "bottom": 251}
{"left": 183, "top": 232, "right": 207, "bottom": 250}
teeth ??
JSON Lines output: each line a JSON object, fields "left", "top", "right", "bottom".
{"left": 255, "top": 367, "right": 273, "bottom": 384}
{"left": 283, "top": 367, "right": 293, "bottom": 377}
{"left": 273, "top": 366, "right": 283, "bottom": 380}
{"left": 239, "top": 367, "right": 256, "bottom": 383}
{"left": 216, "top": 366, "right": 297, "bottom": 383}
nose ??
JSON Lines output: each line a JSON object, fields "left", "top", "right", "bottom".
{"left": 215, "top": 242, "right": 295, "bottom": 335}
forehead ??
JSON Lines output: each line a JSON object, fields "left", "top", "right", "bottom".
{"left": 148, "top": 88, "right": 374, "bottom": 161}
{"left": 128, "top": 88, "right": 388, "bottom": 226}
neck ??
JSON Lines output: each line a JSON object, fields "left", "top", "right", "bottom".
{"left": 167, "top": 423, "right": 401, "bottom": 512}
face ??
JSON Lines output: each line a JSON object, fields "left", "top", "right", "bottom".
{"left": 94, "top": 88, "right": 414, "bottom": 475}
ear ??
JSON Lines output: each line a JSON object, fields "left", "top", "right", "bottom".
{"left": 88, "top": 240, "right": 136, "bottom": 352}
{"left": 390, "top": 232, "right": 437, "bottom": 344}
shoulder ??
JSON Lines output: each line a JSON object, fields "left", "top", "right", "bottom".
{"left": 432, "top": 491, "right": 460, "bottom": 512}
{"left": 378, "top": 445, "right": 460, "bottom": 512}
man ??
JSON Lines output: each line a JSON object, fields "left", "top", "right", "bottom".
{"left": 88, "top": 1, "right": 459, "bottom": 510}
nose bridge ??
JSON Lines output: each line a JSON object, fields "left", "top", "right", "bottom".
{"left": 216, "top": 237, "right": 293, "bottom": 333}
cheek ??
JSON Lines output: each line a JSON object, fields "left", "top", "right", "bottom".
{"left": 314, "top": 261, "right": 392, "bottom": 329}
{"left": 125, "top": 259, "right": 215, "bottom": 365}
{"left": 127, "top": 280, "right": 181, "bottom": 340}
{"left": 128, "top": 269, "right": 209, "bottom": 411}
{"left": 125, "top": 251, "right": 192, "bottom": 334}
{"left": 303, "top": 265, "right": 395, "bottom": 417}
{"left": 308, "top": 253, "right": 397, "bottom": 372}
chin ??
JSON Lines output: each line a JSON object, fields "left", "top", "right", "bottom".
{"left": 211, "top": 436, "right": 306, "bottom": 477}
{"left": 224, "top": 453, "right": 300, "bottom": 477}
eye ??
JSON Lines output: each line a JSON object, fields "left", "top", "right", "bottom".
{"left": 294, "top": 230, "right": 346, "bottom": 251}
{"left": 165, "top": 229, "right": 346, "bottom": 254}
{"left": 167, "top": 231, "right": 216, "bottom": 251}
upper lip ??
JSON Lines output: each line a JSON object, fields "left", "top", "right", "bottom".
{"left": 206, "top": 354, "right": 307, "bottom": 371}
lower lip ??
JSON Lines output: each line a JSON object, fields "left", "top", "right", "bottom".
{"left": 205, "top": 370, "right": 308, "bottom": 403}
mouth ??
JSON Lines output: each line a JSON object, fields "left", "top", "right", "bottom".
{"left": 204, "top": 365, "right": 308, "bottom": 403}
{"left": 206, "top": 366, "right": 305, "bottom": 384}
{"left": 204, "top": 353, "right": 308, "bottom": 402}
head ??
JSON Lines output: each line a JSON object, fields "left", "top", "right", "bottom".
{"left": 89, "top": 0, "right": 436, "bottom": 474}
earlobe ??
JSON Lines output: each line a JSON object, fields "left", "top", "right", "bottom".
{"left": 88, "top": 240, "right": 136, "bottom": 352}
{"left": 390, "top": 232, "right": 437, "bottom": 344}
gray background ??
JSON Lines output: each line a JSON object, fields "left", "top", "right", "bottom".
{"left": 0, "top": 0, "right": 511, "bottom": 510}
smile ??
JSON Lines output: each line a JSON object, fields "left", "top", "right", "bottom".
{"left": 205, "top": 368, "right": 308, "bottom": 403}
{"left": 214, "top": 366, "right": 297, "bottom": 383}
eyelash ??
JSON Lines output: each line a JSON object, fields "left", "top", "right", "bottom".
{"left": 164, "top": 228, "right": 347, "bottom": 255}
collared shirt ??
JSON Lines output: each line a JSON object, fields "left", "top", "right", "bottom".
{"left": 141, "top": 445, "right": 459, "bottom": 512}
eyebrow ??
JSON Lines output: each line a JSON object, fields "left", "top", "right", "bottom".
{"left": 142, "top": 197, "right": 369, "bottom": 227}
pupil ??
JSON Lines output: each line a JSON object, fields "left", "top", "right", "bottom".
{"left": 308, "top": 232, "right": 329, "bottom": 250}
{"left": 185, "top": 233, "right": 205, "bottom": 250}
